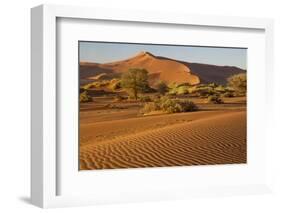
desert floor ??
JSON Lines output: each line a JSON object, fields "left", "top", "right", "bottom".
{"left": 79, "top": 96, "right": 246, "bottom": 170}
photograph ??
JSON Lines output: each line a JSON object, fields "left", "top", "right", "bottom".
{"left": 79, "top": 41, "right": 247, "bottom": 170}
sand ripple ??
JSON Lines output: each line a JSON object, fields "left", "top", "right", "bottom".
{"left": 80, "top": 111, "right": 246, "bottom": 170}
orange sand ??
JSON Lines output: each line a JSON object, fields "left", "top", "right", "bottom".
{"left": 80, "top": 110, "right": 246, "bottom": 170}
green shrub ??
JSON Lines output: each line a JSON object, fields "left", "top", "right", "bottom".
{"left": 167, "top": 84, "right": 189, "bottom": 95}
{"left": 207, "top": 95, "right": 223, "bottom": 104}
{"left": 208, "top": 83, "right": 218, "bottom": 88}
{"left": 158, "top": 96, "right": 182, "bottom": 113}
{"left": 142, "top": 102, "right": 160, "bottom": 113}
{"left": 142, "top": 96, "right": 198, "bottom": 114}
{"left": 82, "top": 83, "right": 93, "bottom": 90}
{"left": 176, "top": 86, "right": 189, "bottom": 95}
{"left": 227, "top": 73, "right": 247, "bottom": 95}
{"left": 168, "top": 82, "right": 179, "bottom": 89}
{"left": 80, "top": 91, "right": 92, "bottom": 103}
{"left": 179, "top": 100, "right": 199, "bottom": 112}
{"left": 168, "top": 88, "right": 178, "bottom": 95}
{"left": 187, "top": 86, "right": 198, "bottom": 94}
{"left": 91, "top": 80, "right": 110, "bottom": 88}
{"left": 196, "top": 87, "right": 215, "bottom": 97}
{"left": 82, "top": 80, "right": 110, "bottom": 90}
{"left": 222, "top": 92, "right": 234, "bottom": 98}
{"left": 82, "top": 79, "right": 123, "bottom": 91}
{"left": 108, "top": 79, "right": 122, "bottom": 90}
{"left": 215, "top": 85, "right": 226, "bottom": 93}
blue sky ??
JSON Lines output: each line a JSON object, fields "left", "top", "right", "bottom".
{"left": 79, "top": 41, "right": 247, "bottom": 70}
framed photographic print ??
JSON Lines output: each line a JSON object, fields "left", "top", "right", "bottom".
{"left": 31, "top": 4, "right": 274, "bottom": 208}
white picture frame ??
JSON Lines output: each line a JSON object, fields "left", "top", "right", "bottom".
{"left": 31, "top": 4, "right": 274, "bottom": 208}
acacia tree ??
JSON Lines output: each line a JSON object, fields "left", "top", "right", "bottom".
{"left": 227, "top": 73, "right": 247, "bottom": 96}
{"left": 121, "top": 68, "right": 149, "bottom": 100}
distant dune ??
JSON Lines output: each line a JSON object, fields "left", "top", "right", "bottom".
{"left": 184, "top": 62, "right": 246, "bottom": 85}
{"left": 80, "top": 110, "right": 246, "bottom": 170}
{"left": 80, "top": 51, "right": 246, "bottom": 86}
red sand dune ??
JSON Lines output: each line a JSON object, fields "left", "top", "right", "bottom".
{"left": 80, "top": 51, "right": 245, "bottom": 86}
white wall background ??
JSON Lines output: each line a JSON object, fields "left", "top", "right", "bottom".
{"left": 0, "top": 0, "right": 280, "bottom": 212}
